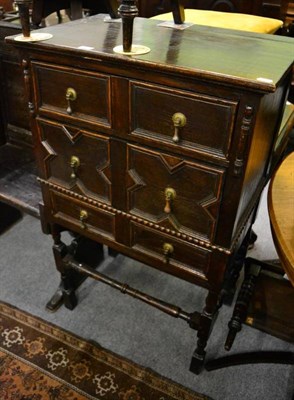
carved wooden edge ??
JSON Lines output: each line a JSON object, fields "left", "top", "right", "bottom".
{"left": 22, "top": 58, "right": 35, "bottom": 117}
{"left": 37, "top": 178, "right": 232, "bottom": 255}
{"left": 37, "top": 176, "right": 266, "bottom": 256}
{"left": 233, "top": 105, "right": 254, "bottom": 176}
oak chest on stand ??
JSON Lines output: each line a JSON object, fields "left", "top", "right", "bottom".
{"left": 7, "top": 13, "right": 293, "bottom": 373}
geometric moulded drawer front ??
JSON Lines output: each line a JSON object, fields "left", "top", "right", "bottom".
{"left": 126, "top": 144, "right": 225, "bottom": 243}
{"left": 32, "top": 61, "right": 111, "bottom": 129}
{"left": 38, "top": 119, "right": 112, "bottom": 204}
{"left": 130, "top": 81, "right": 238, "bottom": 160}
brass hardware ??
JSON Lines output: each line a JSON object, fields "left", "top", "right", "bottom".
{"left": 164, "top": 187, "right": 176, "bottom": 214}
{"left": 66, "top": 87, "right": 77, "bottom": 115}
{"left": 163, "top": 243, "right": 174, "bottom": 263}
{"left": 79, "top": 210, "right": 88, "bottom": 229}
{"left": 172, "top": 112, "right": 186, "bottom": 143}
{"left": 70, "top": 155, "right": 80, "bottom": 179}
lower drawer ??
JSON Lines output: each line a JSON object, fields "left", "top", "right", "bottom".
{"left": 130, "top": 221, "right": 211, "bottom": 282}
{"left": 50, "top": 190, "right": 115, "bottom": 239}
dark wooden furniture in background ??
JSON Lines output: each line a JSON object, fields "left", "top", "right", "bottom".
{"left": 0, "top": 1, "right": 121, "bottom": 219}
{"left": 31, "top": 0, "right": 119, "bottom": 28}
{"left": 0, "top": 6, "right": 42, "bottom": 216}
{"left": 7, "top": 7, "right": 293, "bottom": 373}
{"left": 0, "top": 0, "right": 14, "bottom": 12}
{"left": 0, "top": 8, "right": 30, "bottom": 146}
{"left": 245, "top": 151, "right": 294, "bottom": 342}
{"left": 205, "top": 153, "right": 294, "bottom": 371}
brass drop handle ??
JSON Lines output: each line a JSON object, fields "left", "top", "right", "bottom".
{"left": 164, "top": 187, "right": 176, "bottom": 214}
{"left": 66, "top": 87, "right": 77, "bottom": 115}
{"left": 70, "top": 156, "right": 80, "bottom": 179}
{"left": 172, "top": 112, "right": 186, "bottom": 143}
{"left": 79, "top": 210, "right": 88, "bottom": 229}
{"left": 163, "top": 243, "right": 174, "bottom": 263}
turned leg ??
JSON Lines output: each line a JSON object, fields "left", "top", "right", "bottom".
{"left": 46, "top": 226, "right": 104, "bottom": 312}
{"left": 51, "top": 227, "right": 78, "bottom": 311}
{"left": 224, "top": 258, "right": 261, "bottom": 350}
{"left": 190, "top": 291, "right": 220, "bottom": 374}
{"left": 222, "top": 229, "right": 252, "bottom": 305}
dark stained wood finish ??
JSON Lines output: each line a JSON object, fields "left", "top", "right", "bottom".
{"left": 6, "top": 15, "right": 293, "bottom": 373}
{"left": 32, "top": 63, "right": 111, "bottom": 128}
{"left": 246, "top": 268, "right": 294, "bottom": 342}
{"left": 126, "top": 144, "right": 225, "bottom": 242}
{"left": 129, "top": 82, "right": 237, "bottom": 160}
{"left": 0, "top": 16, "right": 30, "bottom": 146}
{"left": 0, "top": 1, "right": 14, "bottom": 12}
{"left": 31, "top": 0, "right": 117, "bottom": 27}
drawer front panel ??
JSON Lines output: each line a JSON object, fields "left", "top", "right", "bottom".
{"left": 127, "top": 144, "right": 225, "bottom": 243}
{"left": 38, "top": 119, "right": 112, "bottom": 204}
{"left": 131, "top": 222, "right": 210, "bottom": 279}
{"left": 130, "top": 82, "right": 237, "bottom": 160}
{"left": 50, "top": 191, "right": 115, "bottom": 238}
{"left": 32, "top": 62, "right": 111, "bottom": 128}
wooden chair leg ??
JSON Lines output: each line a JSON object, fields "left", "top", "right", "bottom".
{"left": 31, "top": 0, "right": 44, "bottom": 28}
{"left": 70, "top": 0, "right": 83, "bottom": 20}
{"left": 103, "top": 0, "right": 120, "bottom": 19}
{"left": 170, "top": 0, "right": 185, "bottom": 24}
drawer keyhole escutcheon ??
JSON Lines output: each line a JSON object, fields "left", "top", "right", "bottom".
{"left": 164, "top": 187, "right": 176, "bottom": 214}
{"left": 70, "top": 156, "right": 80, "bottom": 179}
{"left": 163, "top": 243, "right": 174, "bottom": 263}
{"left": 79, "top": 210, "right": 88, "bottom": 229}
{"left": 66, "top": 87, "right": 77, "bottom": 115}
{"left": 172, "top": 112, "right": 186, "bottom": 143}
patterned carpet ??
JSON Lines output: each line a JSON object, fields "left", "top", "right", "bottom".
{"left": 0, "top": 301, "right": 212, "bottom": 400}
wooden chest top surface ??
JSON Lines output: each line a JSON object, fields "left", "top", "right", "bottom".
{"left": 6, "top": 15, "right": 294, "bottom": 92}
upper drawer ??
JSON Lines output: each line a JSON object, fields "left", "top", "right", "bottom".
{"left": 129, "top": 81, "right": 238, "bottom": 161}
{"left": 31, "top": 62, "right": 111, "bottom": 129}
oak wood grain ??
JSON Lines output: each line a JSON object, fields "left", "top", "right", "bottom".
{"left": 268, "top": 152, "right": 294, "bottom": 286}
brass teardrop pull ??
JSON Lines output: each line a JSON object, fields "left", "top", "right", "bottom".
{"left": 163, "top": 243, "right": 174, "bottom": 263}
{"left": 66, "top": 87, "right": 77, "bottom": 115}
{"left": 79, "top": 210, "right": 88, "bottom": 229}
{"left": 172, "top": 112, "right": 186, "bottom": 143}
{"left": 164, "top": 187, "right": 176, "bottom": 214}
{"left": 70, "top": 155, "right": 80, "bottom": 179}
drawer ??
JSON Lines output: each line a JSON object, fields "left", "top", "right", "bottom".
{"left": 126, "top": 144, "right": 225, "bottom": 243}
{"left": 129, "top": 81, "right": 238, "bottom": 160}
{"left": 32, "top": 62, "right": 111, "bottom": 129}
{"left": 130, "top": 222, "right": 210, "bottom": 281}
{"left": 37, "top": 118, "right": 112, "bottom": 204}
{"left": 50, "top": 191, "right": 115, "bottom": 239}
